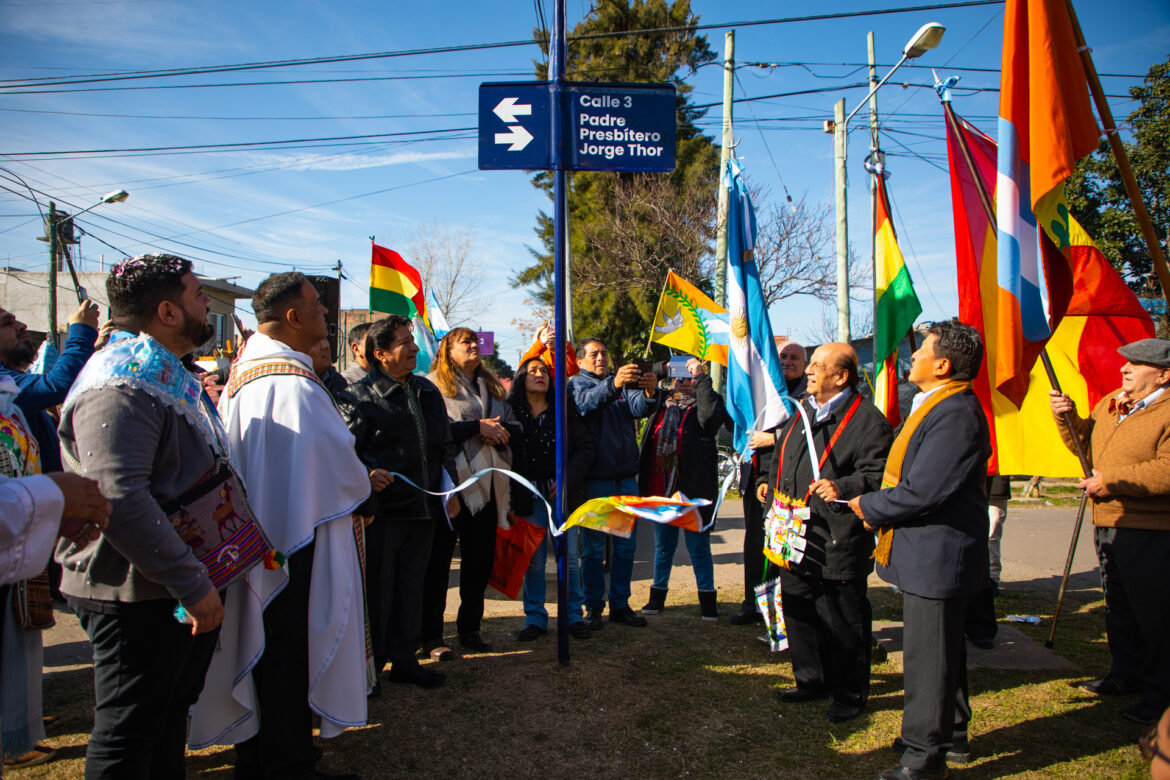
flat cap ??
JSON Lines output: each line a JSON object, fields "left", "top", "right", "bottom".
{"left": 1117, "top": 338, "right": 1170, "bottom": 368}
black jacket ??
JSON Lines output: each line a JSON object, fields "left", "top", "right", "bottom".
{"left": 859, "top": 389, "right": 991, "bottom": 599}
{"left": 507, "top": 395, "right": 595, "bottom": 517}
{"left": 637, "top": 373, "right": 732, "bottom": 524}
{"left": 759, "top": 390, "right": 892, "bottom": 580}
{"left": 340, "top": 370, "right": 455, "bottom": 522}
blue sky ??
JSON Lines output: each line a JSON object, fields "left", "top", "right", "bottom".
{"left": 1, "top": 0, "right": 1166, "bottom": 365}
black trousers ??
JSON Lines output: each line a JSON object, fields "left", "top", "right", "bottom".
{"left": 75, "top": 599, "right": 219, "bottom": 780}
{"left": 1096, "top": 526, "right": 1170, "bottom": 711}
{"left": 899, "top": 591, "right": 971, "bottom": 772}
{"left": 234, "top": 543, "right": 317, "bottom": 780}
{"left": 421, "top": 501, "right": 497, "bottom": 640}
{"left": 365, "top": 516, "right": 434, "bottom": 671}
{"left": 778, "top": 568, "right": 872, "bottom": 706}
{"left": 741, "top": 468, "right": 766, "bottom": 610}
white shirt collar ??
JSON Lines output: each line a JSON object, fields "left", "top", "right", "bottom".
{"left": 910, "top": 384, "right": 945, "bottom": 416}
{"left": 1122, "top": 385, "right": 1166, "bottom": 419}
{"left": 807, "top": 387, "right": 854, "bottom": 423}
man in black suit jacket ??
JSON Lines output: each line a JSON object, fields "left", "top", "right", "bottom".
{"left": 757, "top": 342, "right": 892, "bottom": 722}
{"left": 851, "top": 319, "right": 991, "bottom": 780}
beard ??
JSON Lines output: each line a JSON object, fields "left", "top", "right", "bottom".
{"left": 0, "top": 338, "right": 37, "bottom": 369}
{"left": 179, "top": 308, "right": 215, "bottom": 351}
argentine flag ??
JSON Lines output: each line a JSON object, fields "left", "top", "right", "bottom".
{"left": 724, "top": 158, "right": 791, "bottom": 453}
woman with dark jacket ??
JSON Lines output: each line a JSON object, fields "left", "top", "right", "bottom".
{"left": 507, "top": 356, "right": 596, "bottom": 641}
{"left": 341, "top": 315, "right": 456, "bottom": 691}
{"left": 637, "top": 358, "right": 732, "bottom": 621}
{"left": 422, "top": 327, "right": 520, "bottom": 656}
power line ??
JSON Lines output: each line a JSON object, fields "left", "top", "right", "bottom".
{"left": 2, "top": 126, "right": 477, "bottom": 158}
{"left": 0, "top": 1, "right": 1006, "bottom": 89}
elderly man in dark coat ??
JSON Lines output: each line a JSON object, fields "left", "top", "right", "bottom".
{"left": 758, "top": 342, "right": 891, "bottom": 723}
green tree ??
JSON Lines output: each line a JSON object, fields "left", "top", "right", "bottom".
{"left": 512, "top": 0, "right": 720, "bottom": 360}
{"left": 1067, "top": 57, "right": 1169, "bottom": 310}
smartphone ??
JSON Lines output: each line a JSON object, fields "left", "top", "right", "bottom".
{"left": 667, "top": 357, "right": 690, "bottom": 378}
{"left": 628, "top": 357, "right": 651, "bottom": 374}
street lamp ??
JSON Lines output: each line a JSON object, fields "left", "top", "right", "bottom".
{"left": 830, "top": 22, "right": 945, "bottom": 342}
{"left": 44, "top": 189, "right": 130, "bottom": 344}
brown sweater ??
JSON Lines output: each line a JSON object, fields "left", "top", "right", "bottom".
{"left": 1057, "top": 387, "right": 1170, "bottom": 530}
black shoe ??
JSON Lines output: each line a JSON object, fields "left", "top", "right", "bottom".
{"left": 518, "top": 625, "right": 546, "bottom": 642}
{"left": 585, "top": 607, "right": 605, "bottom": 630}
{"left": 776, "top": 686, "right": 829, "bottom": 703}
{"left": 609, "top": 606, "right": 648, "bottom": 627}
{"left": 1080, "top": 677, "right": 1138, "bottom": 696}
{"left": 1122, "top": 701, "right": 1164, "bottom": 725}
{"left": 458, "top": 632, "right": 494, "bottom": 652}
{"left": 387, "top": 665, "right": 445, "bottom": 689}
{"left": 367, "top": 681, "right": 382, "bottom": 699}
{"left": 967, "top": 635, "right": 995, "bottom": 650}
{"left": 730, "top": 609, "right": 763, "bottom": 625}
{"left": 877, "top": 765, "right": 948, "bottom": 780}
{"left": 826, "top": 701, "right": 862, "bottom": 722}
{"left": 569, "top": 622, "right": 592, "bottom": 639}
{"left": 891, "top": 737, "right": 970, "bottom": 764}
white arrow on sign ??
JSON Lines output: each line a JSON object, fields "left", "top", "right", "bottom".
{"left": 493, "top": 97, "right": 532, "bottom": 124}
{"left": 494, "top": 124, "right": 534, "bottom": 151}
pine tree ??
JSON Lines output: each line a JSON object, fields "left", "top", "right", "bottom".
{"left": 511, "top": 0, "right": 720, "bottom": 359}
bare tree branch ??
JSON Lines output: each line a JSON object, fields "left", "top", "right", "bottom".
{"left": 408, "top": 221, "right": 486, "bottom": 327}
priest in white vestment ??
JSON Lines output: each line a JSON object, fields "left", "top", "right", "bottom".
{"left": 189, "top": 273, "right": 372, "bottom": 780}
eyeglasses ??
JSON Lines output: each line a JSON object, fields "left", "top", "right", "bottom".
{"left": 1141, "top": 723, "right": 1168, "bottom": 766}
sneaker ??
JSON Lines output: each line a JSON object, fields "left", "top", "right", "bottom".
{"left": 609, "top": 606, "right": 648, "bottom": 627}
{"left": 569, "top": 621, "right": 592, "bottom": 639}
{"left": 517, "top": 625, "right": 546, "bottom": 642}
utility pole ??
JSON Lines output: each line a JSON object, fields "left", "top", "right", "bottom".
{"left": 867, "top": 31, "right": 882, "bottom": 350}
{"left": 711, "top": 30, "right": 734, "bottom": 393}
{"left": 832, "top": 99, "right": 850, "bottom": 342}
{"left": 47, "top": 202, "right": 59, "bottom": 349}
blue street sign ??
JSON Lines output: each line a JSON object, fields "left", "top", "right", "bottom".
{"left": 569, "top": 83, "right": 676, "bottom": 172}
{"left": 478, "top": 81, "right": 676, "bottom": 173}
{"left": 478, "top": 82, "right": 553, "bottom": 171}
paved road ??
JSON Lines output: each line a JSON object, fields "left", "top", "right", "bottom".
{"left": 46, "top": 500, "right": 1100, "bottom": 670}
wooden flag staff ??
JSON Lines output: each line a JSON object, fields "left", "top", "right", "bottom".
{"left": 1064, "top": 0, "right": 1170, "bottom": 311}
{"left": 939, "top": 96, "right": 1093, "bottom": 648}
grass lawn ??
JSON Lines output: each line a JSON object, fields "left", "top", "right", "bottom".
{"left": 18, "top": 578, "right": 1151, "bottom": 779}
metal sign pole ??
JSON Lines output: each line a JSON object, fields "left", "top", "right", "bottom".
{"left": 551, "top": 0, "right": 570, "bottom": 666}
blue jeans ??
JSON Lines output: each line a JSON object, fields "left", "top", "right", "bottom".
{"left": 652, "top": 523, "right": 715, "bottom": 591}
{"left": 520, "top": 502, "right": 585, "bottom": 628}
{"left": 581, "top": 476, "right": 638, "bottom": 610}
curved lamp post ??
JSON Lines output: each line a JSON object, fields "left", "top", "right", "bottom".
{"left": 831, "top": 23, "right": 945, "bottom": 342}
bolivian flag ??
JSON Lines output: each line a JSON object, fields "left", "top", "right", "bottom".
{"left": 370, "top": 243, "right": 429, "bottom": 328}
{"left": 872, "top": 173, "right": 921, "bottom": 427}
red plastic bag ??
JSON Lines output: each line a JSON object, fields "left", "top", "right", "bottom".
{"left": 488, "top": 514, "right": 546, "bottom": 600}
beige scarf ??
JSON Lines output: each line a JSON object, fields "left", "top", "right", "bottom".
{"left": 872, "top": 380, "right": 972, "bottom": 566}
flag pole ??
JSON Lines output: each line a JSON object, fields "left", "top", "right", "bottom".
{"left": 941, "top": 94, "right": 1092, "bottom": 647}
{"left": 1063, "top": 0, "right": 1170, "bottom": 311}
{"left": 644, "top": 271, "right": 673, "bottom": 359}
